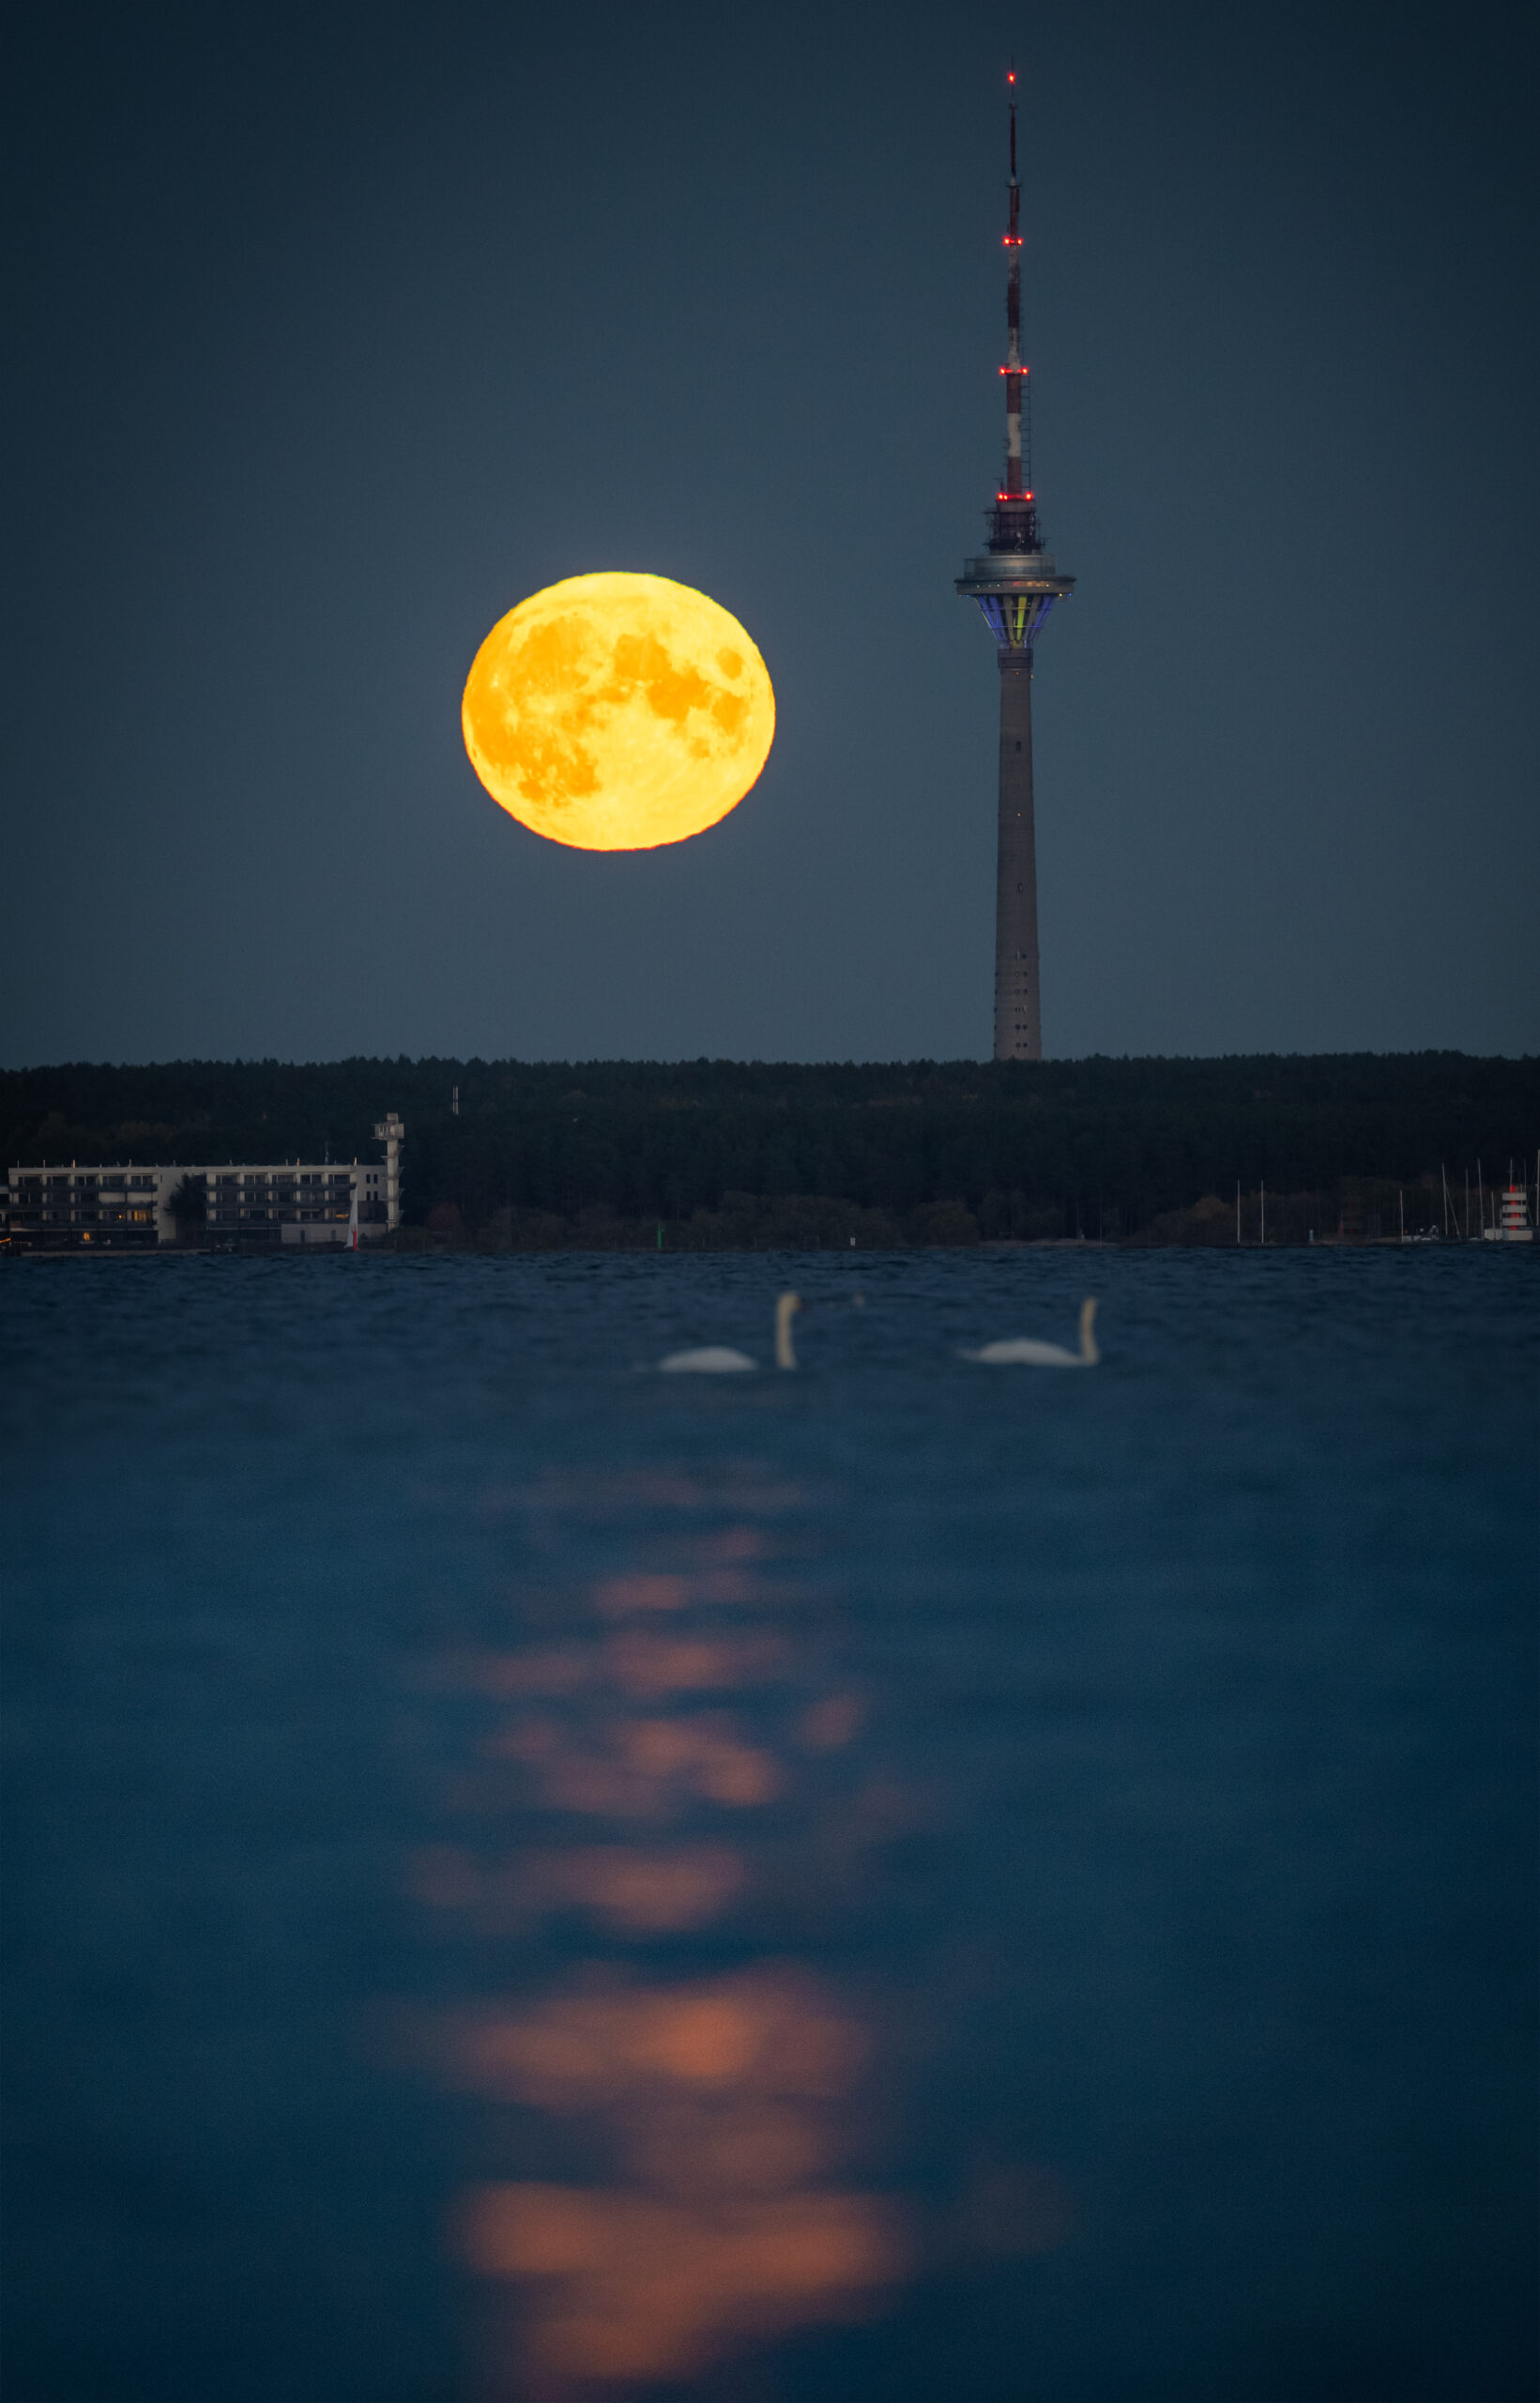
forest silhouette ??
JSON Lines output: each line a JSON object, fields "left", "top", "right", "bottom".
{"left": 4, "top": 1054, "right": 1533, "bottom": 1247}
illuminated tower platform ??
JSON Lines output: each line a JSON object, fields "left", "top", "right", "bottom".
{"left": 956, "top": 72, "right": 1074, "bottom": 1062}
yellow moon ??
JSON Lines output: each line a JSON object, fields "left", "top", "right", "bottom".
{"left": 462, "top": 572, "right": 775, "bottom": 851}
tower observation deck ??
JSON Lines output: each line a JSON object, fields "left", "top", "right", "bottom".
{"left": 955, "top": 71, "right": 1075, "bottom": 1062}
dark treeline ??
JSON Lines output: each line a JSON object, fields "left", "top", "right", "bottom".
{"left": 3, "top": 1054, "right": 1534, "bottom": 1245}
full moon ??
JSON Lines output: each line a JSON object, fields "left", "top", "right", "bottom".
{"left": 462, "top": 572, "right": 775, "bottom": 851}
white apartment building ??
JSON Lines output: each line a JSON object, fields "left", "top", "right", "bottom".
{"left": 4, "top": 1120, "right": 404, "bottom": 1252}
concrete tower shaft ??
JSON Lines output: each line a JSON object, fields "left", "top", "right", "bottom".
{"left": 996, "top": 652, "right": 1041, "bottom": 1059}
{"left": 954, "top": 70, "right": 1075, "bottom": 1063}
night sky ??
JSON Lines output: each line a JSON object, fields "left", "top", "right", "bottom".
{"left": 4, "top": 0, "right": 1534, "bottom": 1066}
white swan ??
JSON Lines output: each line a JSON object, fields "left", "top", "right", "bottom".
{"left": 962, "top": 1296, "right": 1100, "bottom": 1368}
{"left": 659, "top": 1292, "right": 802, "bottom": 1374}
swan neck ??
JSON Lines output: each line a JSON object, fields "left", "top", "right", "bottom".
{"left": 1079, "top": 1297, "right": 1100, "bottom": 1366}
{"left": 775, "top": 1293, "right": 800, "bottom": 1370}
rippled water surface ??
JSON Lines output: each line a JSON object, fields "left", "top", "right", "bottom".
{"left": 3, "top": 1248, "right": 1536, "bottom": 2402}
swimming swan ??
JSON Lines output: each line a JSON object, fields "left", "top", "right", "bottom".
{"left": 659, "top": 1292, "right": 802, "bottom": 1373}
{"left": 962, "top": 1296, "right": 1100, "bottom": 1368}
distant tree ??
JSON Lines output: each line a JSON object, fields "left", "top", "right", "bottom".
{"left": 167, "top": 1173, "right": 206, "bottom": 1231}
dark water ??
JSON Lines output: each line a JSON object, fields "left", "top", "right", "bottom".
{"left": 3, "top": 1249, "right": 1535, "bottom": 2403}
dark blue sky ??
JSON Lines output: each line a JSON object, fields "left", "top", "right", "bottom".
{"left": 4, "top": 0, "right": 1534, "bottom": 1064}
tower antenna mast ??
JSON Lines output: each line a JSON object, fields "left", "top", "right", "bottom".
{"left": 1003, "top": 66, "right": 1028, "bottom": 503}
{"left": 955, "top": 69, "right": 1075, "bottom": 1063}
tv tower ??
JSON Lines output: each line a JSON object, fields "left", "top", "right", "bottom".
{"left": 956, "top": 69, "right": 1075, "bottom": 1062}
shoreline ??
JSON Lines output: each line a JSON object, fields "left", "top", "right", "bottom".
{"left": 6, "top": 1235, "right": 1517, "bottom": 1263}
